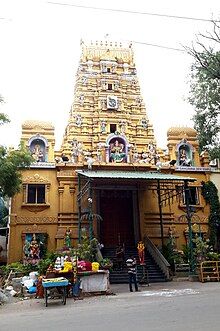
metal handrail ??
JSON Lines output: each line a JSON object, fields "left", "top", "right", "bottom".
{"left": 144, "top": 236, "right": 171, "bottom": 280}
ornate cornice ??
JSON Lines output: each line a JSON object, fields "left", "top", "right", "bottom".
{"left": 57, "top": 170, "right": 75, "bottom": 177}
{"left": 23, "top": 173, "right": 50, "bottom": 183}
{"left": 15, "top": 216, "right": 57, "bottom": 224}
{"left": 22, "top": 120, "right": 54, "bottom": 130}
{"left": 22, "top": 223, "right": 48, "bottom": 233}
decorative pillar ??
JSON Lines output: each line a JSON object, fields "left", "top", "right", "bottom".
{"left": 184, "top": 180, "right": 195, "bottom": 274}
{"left": 88, "top": 181, "right": 93, "bottom": 241}
{"left": 157, "top": 180, "right": 164, "bottom": 248}
{"left": 78, "top": 174, "right": 82, "bottom": 243}
{"left": 58, "top": 186, "right": 64, "bottom": 213}
{"left": 105, "top": 146, "right": 109, "bottom": 163}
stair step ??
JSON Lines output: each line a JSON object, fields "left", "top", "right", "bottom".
{"left": 103, "top": 246, "right": 168, "bottom": 284}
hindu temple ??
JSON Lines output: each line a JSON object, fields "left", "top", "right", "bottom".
{"left": 8, "top": 40, "right": 212, "bottom": 280}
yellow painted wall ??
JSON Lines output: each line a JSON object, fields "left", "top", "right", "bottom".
{"left": 7, "top": 42, "right": 212, "bottom": 263}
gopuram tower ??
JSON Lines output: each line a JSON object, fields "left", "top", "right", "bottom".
{"left": 7, "top": 39, "right": 211, "bottom": 266}
{"left": 60, "top": 40, "right": 160, "bottom": 166}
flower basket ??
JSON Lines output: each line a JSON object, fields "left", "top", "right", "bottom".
{"left": 100, "top": 258, "right": 113, "bottom": 270}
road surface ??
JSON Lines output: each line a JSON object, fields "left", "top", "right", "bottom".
{"left": 0, "top": 281, "right": 220, "bottom": 331}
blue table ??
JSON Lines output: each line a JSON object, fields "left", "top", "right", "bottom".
{"left": 42, "top": 277, "right": 69, "bottom": 307}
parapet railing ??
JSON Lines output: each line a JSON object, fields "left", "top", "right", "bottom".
{"left": 144, "top": 236, "right": 171, "bottom": 280}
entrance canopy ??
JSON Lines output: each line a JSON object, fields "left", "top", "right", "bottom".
{"left": 76, "top": 170, "right": 195, "bottom": 183}
{"left": 76, "top": 169, "right": 196, "bottom": 209}
{"left": 76, "top": 170, "right": 196, "bottom": 245}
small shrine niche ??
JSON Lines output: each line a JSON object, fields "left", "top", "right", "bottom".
{"left": 177, "top": 140, "right": 193, "bottom": 166}
{"left": 108, "top": 137, "right": 127, "bottom": 163}
{"left": 29, "top": 137, "right": 47, "bottom": 162}
{"left": 23, "top": 233, "right": 47, "bottom": 265}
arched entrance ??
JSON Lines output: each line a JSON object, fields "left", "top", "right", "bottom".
{"left": 99, "top": 189, "right": 137, "bottom": 248}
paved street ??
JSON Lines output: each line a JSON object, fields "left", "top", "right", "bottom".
{"left": 1, "top": 281, "right": 220, "bottom": 331}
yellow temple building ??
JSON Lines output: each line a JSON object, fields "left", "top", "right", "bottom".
{"left": 8, "top": 41, "right": 212, "bottom": 275}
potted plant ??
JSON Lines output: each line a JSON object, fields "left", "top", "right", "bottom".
{"left": 100, "top": 258, "right": 113, "bottom": 270}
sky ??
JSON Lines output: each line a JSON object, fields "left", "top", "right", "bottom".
{"left": 0, "top": 0, "right": 219, "bottom": 150}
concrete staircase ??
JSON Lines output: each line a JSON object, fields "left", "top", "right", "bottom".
{"left": 103, "top": 247, "right": 168, "bottom": 284}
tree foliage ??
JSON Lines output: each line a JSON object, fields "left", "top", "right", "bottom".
{"left": 0, "top": 143, "right": 33, "bottom": 197}
{"left": 0, "top": 102, "right": 33, "bottom": 197}
{"left": 0, "top": 113, "right": 10, "bottom": 126}
{"left": 186, "top": 21, "right": 220, "bottom": 159}
{"left": 201, "top": 180, "right": 220, "bottom": 250}
{"left": 76, "top": 228, "right": 98, "bottom": 261}
{"left": 0, "top": 96, "right": 10, "bottom": 126}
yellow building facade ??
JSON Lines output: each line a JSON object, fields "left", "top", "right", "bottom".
{"left": 8, "top": 41, "right": 211, "bottom": 264}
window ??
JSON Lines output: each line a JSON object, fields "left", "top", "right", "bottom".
{"left": 27, "top": 184, "right": 46, "bottom": 204}
{"left": 107, "top": 67, "right": 111, "bottom": 73}
{"left": 107, "top": 83, "right": 113, "bottom": 90}
{"left": 183, "top": 187, "right": 199, "bottom": 206}
{"left": 110, "top": 124, "right": 117, "bottom": 133}
{"left": 22, "top": 181, "right": 50, "bottom": 209}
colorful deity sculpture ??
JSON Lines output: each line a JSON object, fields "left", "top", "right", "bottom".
{"left": 179, "top": 148, "right": 191, "bottom": 166}
{"left": 110, "top": 140, "right": 126, "bottom": 163}
{"left": 32, "top": 144, "right": 44, "bottom": 162}
{"left": 64, "top": 227, "right": 72, "bottom": 248}
{"left": 137, "top": 241, "right": 145, "bottom": 265}
{"left": 29, "top": 234, "right": 40, "bottom": 259}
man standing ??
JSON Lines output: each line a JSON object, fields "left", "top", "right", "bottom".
{"left": 126, "top": 256, "right": 138, "bottom": 292}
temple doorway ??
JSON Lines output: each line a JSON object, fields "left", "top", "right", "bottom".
{"left": 99, "top": 190, "right": 136, "bottom": 248}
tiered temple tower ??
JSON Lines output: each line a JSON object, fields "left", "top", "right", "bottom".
{"left": 60, "top": 40, "right": 159, "bottom": 166}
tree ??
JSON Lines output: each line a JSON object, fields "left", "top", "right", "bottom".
{"left": 186, "top": 21, "right": 220, "bottom": 159}
{"left": 0, "top": 144, "right": 33, "bottom": 197}
{"left": 201, "top": 181, "right": 220, "bottom": 251}
{"left": 0, "top": 197, "right": 8, "bottom": 227}
{"left": 0, "top": 96, "right": 10, "bottom": 126}
{"left": 0, "top": 99, "right": 33, "bottom": 197}
{"left": 0, "top": 113, "right": 10, "bottom": 126}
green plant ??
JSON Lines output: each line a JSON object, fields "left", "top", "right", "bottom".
{"left": 162, "top": 237, "right": 185, "bottom": 270}
{"left": 191, "top": 236, "right": 220, "bottom": 263}
{"left": 37, "top": 251, "right": 57, "bottom": 275}
{"left": 182, "top": 245, "right": 190, "bottom": 263}
{"left": 100, "top": 258, "right": 113, "bottom": 268}
{"left": 206, "top": 251, "right": 220, "bottom": 261}
{"left": 201, "top": 181, "right": 220, "bottom": 249}
{"left": 0, "top": 199, "right": 9, "bottom": 227}
{"left": 77, "top": 228, "right": 98, "bottom": 261}
{"left": 193, "top": 235, "right": 210, "bottom": 263}
{"left": 0, "top": 261, "right": 37, "bottom": 277}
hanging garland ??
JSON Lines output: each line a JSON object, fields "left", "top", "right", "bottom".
{"left": 201, "top": 181, "right": 220, "bottom": 247}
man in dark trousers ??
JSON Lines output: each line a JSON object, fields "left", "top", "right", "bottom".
{"left": 126, "top": 255, "right": 138, "bottom": 292}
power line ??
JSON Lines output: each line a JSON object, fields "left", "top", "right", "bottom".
{"left": 47, "top": 1, "right": 219, "bottom": 23}
{"left": 113, "top": 38, "right": 185, "bottom": 52}
{"left": 134, "top": 41, "right": 185, "bottom": 52}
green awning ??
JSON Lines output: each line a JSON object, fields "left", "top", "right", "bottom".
{"left": 76, "top": 170, "right": 195, "bottom": 182}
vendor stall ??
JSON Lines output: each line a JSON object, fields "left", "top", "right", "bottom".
{"left": 78, "top": 270, "right": 109, "bottom": 293}
{"left": 45, "top": 269, "right": 110, "bottom": 295}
